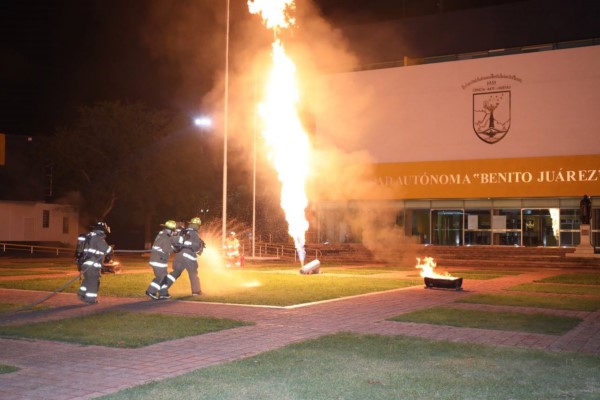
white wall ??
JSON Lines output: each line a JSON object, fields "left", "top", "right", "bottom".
{"left": 0, "top": 201, "right": 79, "bottom": 246}
{"left": 316, "top": 45, "right": 600, "bottom": 163}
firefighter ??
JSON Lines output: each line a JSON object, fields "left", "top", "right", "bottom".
{"left": 224, "top": 231, "right": 241, "bottom": 267}
{"left": 145, "top": 220, "right": 178, "bottom": 300}
{"left": 161, "top": 217, "right": 205, "bottom": 296}
{"left": 77, "top": 222, "right": 112, "bottom": 304}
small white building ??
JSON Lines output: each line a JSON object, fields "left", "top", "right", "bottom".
{"left": 0, "top": 200, "right": 79, "bottom": 246}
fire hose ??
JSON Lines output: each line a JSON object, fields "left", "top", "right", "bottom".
{"left": 0, "top": 248, "right": 151, "bottom": 316}
{"left": 0, "top": 263, "right": 96, "bottom": 316}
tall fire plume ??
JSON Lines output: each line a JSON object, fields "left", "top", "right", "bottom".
{"left": 248, "top": 0, "right": 310, "bottom": 263}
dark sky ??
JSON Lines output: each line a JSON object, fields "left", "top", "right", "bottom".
{"left": 1, "top": 0, "right": 596, "bottom": 136}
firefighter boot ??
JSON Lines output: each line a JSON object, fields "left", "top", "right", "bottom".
{"left": 158, "top": 276, "right": 173, "bottom": 299}
{"left": 145, "top": 290, "right": 159, "bottom": 300}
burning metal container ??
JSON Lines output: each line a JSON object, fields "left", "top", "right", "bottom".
{"left": 416, "top": 257, "right": 463, "bottom": 291}
{"left": 424, "top": 277, "right": 463, "bottom": 290}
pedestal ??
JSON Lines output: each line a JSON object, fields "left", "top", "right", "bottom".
{"left": 568, "top": 224, "right": 596, "bottom": 257}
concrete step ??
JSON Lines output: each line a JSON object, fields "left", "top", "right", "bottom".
{"left": 302, "top": 244, "right": 600, "bottom": 268}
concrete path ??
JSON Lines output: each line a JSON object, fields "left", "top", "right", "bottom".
{"left": 0, "top": 267, "right": 599, "bottom": 400}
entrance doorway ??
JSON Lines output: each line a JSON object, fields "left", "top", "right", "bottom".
{"left": 432, "top": 210, "right": 463, "bottom": 245}
{"left": 522, "top": 209, "right": 559, "bottom": 246}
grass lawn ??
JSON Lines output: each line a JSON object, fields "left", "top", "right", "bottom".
{"left": 0, "top": 364, "right": 19, "bottom": 374}
{"left": 457, "top": 293, "right": 600, "bottom": 311}
{"left": 448, "top": 269, "right": 524, "bottom": 280}
{"left": 388, "top": 306, "right": 582, "bottom": 335}
{"left": 98, "top": 333, "right": 600, "bottom": 400}
{"left": 0, "top": 302, "right": 50, "bottom": 313}
{"left": 0, "top": 268, "right": 421, "bottom": 307}
{"left": 406, "top": 269, "right": 524, "bottom": 280}
{"left": 323, "top": 266, "right": 408, "bottom": 275}
{"left": 535, "top": 272, "right": 600, "bottom": 286}
{"left": 0, "top": 310, "right": 251, "bottom": 348}
{"left": 0, "top": 269, "right": 64, "bottom": 277}
{"left": 507, "top": 283, "right": 600, "bottom": 296}
{"left": 0, "top": 259, "right": 74, "bottom": 268}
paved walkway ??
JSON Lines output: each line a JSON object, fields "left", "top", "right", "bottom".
{"left": 0, "top": 267, "right": 599, "bottom": 399}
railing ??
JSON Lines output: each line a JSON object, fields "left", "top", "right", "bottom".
{"left": 246, "top": 242, "right": 322, "bottom": 262}
{"left": 0, "top": 240, "right": 325, "bottom": 262}
{"left": 0, "top": 242, "right": 74, "bottom": 257}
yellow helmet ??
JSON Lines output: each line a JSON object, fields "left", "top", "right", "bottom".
{"left": 162, "top": 220, "right": 177, "bottom": 230}
{"left": 188, "top": 217, "right": 202, "bottom": 226}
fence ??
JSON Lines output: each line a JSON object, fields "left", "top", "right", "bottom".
{"left": 244, "top": 242, "right": 321, "bottom": 262}
{"left": 0, "top": 241, "right": 323, "bottom": 263}
{"left": 0, "top": 242, "right": 74, "bottom": 257}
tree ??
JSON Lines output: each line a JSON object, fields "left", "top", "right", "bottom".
{"left": 48, "top": 101, "right": 222, "bottom": 246}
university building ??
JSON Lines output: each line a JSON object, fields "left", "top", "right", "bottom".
{"left": 314, "top": 42, "right": 599, "bottom": 248}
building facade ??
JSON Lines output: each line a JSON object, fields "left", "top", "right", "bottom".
{"left": 0, "top": 200, "right": 79, "bottom": 246}
{"left": 314, "top": 43, "right": 600, "bottom": 247}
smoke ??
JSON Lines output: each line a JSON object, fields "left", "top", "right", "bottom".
{"left": 139, "top": 1, "right": 416, "bottom": 263}
{"left": 186, "top": 219, "right": 261, "bottom": 295}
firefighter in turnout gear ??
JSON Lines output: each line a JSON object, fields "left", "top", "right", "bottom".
{"left": 225, "top": 231, "right": 241, "bottom": 267}
{"left": 145, "top": 220, "right": 178, "bottom": 300}
{"left": 161, "top": 217, "right": 205, "bottom": 296}
{"left": 77, "top": 222, "right": 113, "bottom": 304}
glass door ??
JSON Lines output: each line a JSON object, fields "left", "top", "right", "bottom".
{"left": 431, "top": 210, "right": 463, "bottom": 246}
{"left": 405, "top": 209, "right": 431, "bottom": 244}
{"left": 522, "top": 209, "right": 560, "bottom": 247}
{"left": 464, "top": 209, "right": 491, "bottom": 245}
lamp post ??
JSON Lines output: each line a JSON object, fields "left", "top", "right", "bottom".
{"left": 222, "top": 0, "right": 231, "bottom": 247}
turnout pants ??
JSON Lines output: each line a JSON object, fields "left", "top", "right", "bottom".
{"left": 78, "top": 262, "right": 101, "bottom": 303}
{"left": 147, "top": 265, "right": 169, "bottom": 296}
{"left": 162, "top": 256, "right": 201, "bottom": 294}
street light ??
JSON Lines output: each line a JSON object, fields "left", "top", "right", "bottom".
{"left": 193, "top": 116, "right": 212, "bottom": 128}
{"left": 223, "top": 0, "right": 231, "bottom": 247}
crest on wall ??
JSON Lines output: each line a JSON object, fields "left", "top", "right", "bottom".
{"left": 473, "top": 91, "right": 511, "bottom": 144}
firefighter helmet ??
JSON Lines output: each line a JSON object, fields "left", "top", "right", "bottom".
{"left": 229, "top": 231, "right": 236, "bottom": 237}
{"left": 188, "top": 217, "right": 201, "bottom": 226}
{"left": 91, "top": 222, "right": 111, "bottom": 234}
{"left": 162, "top": 220, "right": 177, "bottom": 230}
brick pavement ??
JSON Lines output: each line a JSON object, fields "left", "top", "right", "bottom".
{"left": 0, "top": 267, "right": 599, "bottom": 399}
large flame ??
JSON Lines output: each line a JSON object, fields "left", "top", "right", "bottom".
{"left": 415, "top": 257, "right": 457, "bottom": 280}
{"left": 249, "top": 0, "right": 310, "bottom": 263}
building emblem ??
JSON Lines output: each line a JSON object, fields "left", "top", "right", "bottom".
{"left": 473, "top": 91, "right": 511, "bottom": 144}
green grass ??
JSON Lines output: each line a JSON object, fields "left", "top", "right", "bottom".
{"left": 388, "top": 306, "right": 581, "bottom": 335}
{"left": 457, "top": 293, "right": 600, "bottom": 311}
{"left": 406, "top": 269, "right": 524, "bottom": 280}
{"left": 508, "top": 283, "right": 600, "bottom": 296}
{"left": 535, "top": 273, "right": 600, "bottom": 285}
{"left": 299, "top": 267, "right": 397, "bottom": 275}
{"left": 0, "top": 302, "right": 50, "bottom": 313}
{"left": 98, "top": 333, "right": 600, "bottom": 400}
{"left": 0, "top": 260, "right": 75, "bottom": 268}
{"left": 0, "top": 269, "right": 64, "bottom": 276}
{"left": 0, "top": 364, "right": 20, "bottom": 374}
{"left": 0, "top": 269, "right": 421, "bottom": 307}
{"left": 0, "top": 310, "right": 251, "bottom": 348}
{"left": 449, "top": 269, "right": 524, "bottom": 280}
{"left": 183, "top": 271, "right": 421, "bottom": 306}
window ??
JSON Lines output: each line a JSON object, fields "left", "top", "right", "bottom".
{"left": 62, "top": 217, "right": 69, "bottom": 234}
{"left": 464, "top": 209, "right": 491, "bottom": 245}
{"left": 492, "top": 209, "right": 521, "bottom": 245}
{"left": 42, "top": 210, "right": 50, "bottom": 228}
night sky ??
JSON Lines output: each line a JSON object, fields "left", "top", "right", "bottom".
{"left": 1, "top": 0, "right": 597, "bottom": 137}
